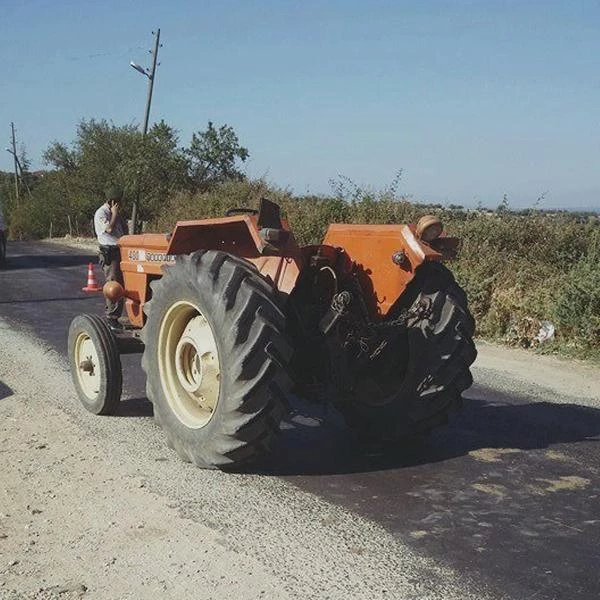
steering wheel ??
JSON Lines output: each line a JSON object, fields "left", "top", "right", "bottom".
{"left": 225, "top": 207, "right": 259, "bottom": 217}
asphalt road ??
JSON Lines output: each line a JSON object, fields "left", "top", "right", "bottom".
{"left": 1, "top": 240, "right": 599, "bottom": 600}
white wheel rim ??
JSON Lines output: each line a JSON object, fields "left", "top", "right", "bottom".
{"left": 158, "top": 301, "right": 221, "bottom": 429}
{"left": 74, "top": 332, "right": 101, "bottom": 401}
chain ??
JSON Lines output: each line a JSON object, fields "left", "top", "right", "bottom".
{"left": 372, "top": 297, "right": 433, "bottom": 332}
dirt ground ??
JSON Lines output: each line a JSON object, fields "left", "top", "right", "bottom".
{"left": 0, "top": 318, "right": 495, "bottom": 600}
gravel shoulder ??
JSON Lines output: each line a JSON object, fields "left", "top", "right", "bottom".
{"left": 43, "top": 237, "right": 97, "bottom": 251}
{"left": 0, "top": 319, "right": 494, "bottom": 600}
{"left": 473, "top": 340, "right": 600, "bottom": 407}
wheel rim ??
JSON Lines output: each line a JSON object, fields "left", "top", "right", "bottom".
{"left": 74, "top": 332, "right": 101, "bottom": 401}
{"left": 158, "top": 301, "right": 221, "bottom": 429}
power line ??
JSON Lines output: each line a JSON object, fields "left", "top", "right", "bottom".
{"left": 7, "top": 44, "right": 147, "bottom": 70}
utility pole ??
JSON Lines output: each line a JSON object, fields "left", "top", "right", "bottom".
{"left": 142, "top": 28, "right": 160, "bottom": 137}
{"left": 13, "top": 154, "right": 31, "bottom": 198}
{"left": 129, "top": 28, "right": 161, "bottom": 234}
{"left": 10, "top": 122, "right": 19, "bottom": 205}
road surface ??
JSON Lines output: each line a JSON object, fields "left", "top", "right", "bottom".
{"left": 0, "top": 240, "right": 598, "bottom": 599}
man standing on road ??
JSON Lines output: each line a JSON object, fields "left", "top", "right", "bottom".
{"left": 94, "top": 187, "right": 127, "bottom": 330}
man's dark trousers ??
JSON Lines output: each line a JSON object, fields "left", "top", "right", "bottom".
{"left": 98, "top": 245, "right": 123, "bottom": 322}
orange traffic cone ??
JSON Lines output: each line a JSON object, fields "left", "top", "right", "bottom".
{"left": 82, "top": 263, "right": 101, "bottom": 292}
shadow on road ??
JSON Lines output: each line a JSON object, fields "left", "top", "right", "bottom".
{"left": 115, "top": 396, "right": 154, "bottom": 418}
{"left": 1, "top": 254, "right": 95, "bottom": 271}
{"left": 0, "top": 381, "right": 14, "bottom": 401}
{"left": 253, "top": 385, "right": 600, "bottom": 476}
{"left": 102, "top": 383, "right": 600, "bottom": 476}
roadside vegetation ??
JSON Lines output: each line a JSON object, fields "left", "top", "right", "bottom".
{"left": 1, "top": 120, "right": 598, "bottom": 360}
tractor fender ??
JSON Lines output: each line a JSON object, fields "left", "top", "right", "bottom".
{"left": 118, "top": 215, "right": 304, "bottom": 328}
{"left": 165, "top": 215, "right": 304, "bottom": 295}
{"left": 322, "top": 223, "right": 444, "bottom": 318}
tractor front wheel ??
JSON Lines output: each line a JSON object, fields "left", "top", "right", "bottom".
{"left": 68, "top": 314, "right": 123, "bottom": 415}
{"left": 141, "top": 250, "right": 292, "bottom": 470}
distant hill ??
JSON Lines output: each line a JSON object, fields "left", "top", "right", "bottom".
{"left": 561, "top": 206, "right": 600, "bottom": 213}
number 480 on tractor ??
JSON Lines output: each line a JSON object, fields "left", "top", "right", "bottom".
{"left": 68, "top": 199, "right": 476, "bottom": 470}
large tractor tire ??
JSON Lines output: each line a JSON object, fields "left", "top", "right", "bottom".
{"left": 68, "top": 314, "right": 123, "bottom": 415}
{"left": 339, "top": 262, "right": 476, "bottom": 441}
{"left": 141, "top": 250, "right": 293, "bottom": 470}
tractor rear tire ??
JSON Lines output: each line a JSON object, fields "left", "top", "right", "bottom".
{"left": 339, "top": 262, "right": 476, "bottom": 441}
{"left": 68, "top": 314, "right": 123, "bottom": 415}
{"left": 141, "top": 250, "right": 292, "bottom": 470}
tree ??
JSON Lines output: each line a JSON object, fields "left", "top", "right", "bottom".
{"left": 42, "top": 119, "right": 190, "bottom": 228}
{"left": 187, "top": 121, "right": 249, "bottom": 189}
{"left": 131, "top": 120, "right": 190, "bottom": 221}
{"left": 17, "top": 118, "right": 251, "bottom": 238}
{"left": 43, "top": 142, "right": 77, "bottom": 172}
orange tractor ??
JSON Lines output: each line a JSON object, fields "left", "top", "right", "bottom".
{"left": 68, "top": 199, "right": 476, "bottom": 469}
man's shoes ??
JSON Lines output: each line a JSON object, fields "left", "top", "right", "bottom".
{"left": 107, "top": 319, "right": 124, "bottom": 333}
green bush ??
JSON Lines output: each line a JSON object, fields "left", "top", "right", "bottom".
{"left": 553, "top": 230, "right": 600, "bottom": 349}
{"left": 148, "top": 179, "right": 600, "bottom": 356}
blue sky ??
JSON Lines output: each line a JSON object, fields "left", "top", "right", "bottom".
{"left": 1, "top": 0, "right": 599, "bottom": 208}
